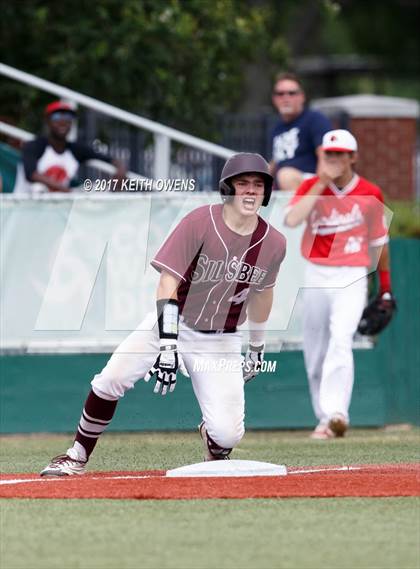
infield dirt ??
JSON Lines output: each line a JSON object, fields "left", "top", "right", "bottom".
{"left": 1, "top": 463, "right": 418, "bottom": 499}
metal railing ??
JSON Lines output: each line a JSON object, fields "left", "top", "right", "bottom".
{"left": 0, "top": 63, "right": 235, "bottom": 180}
{"left": 0, "top": 120, "right": 144, "bottom": 180}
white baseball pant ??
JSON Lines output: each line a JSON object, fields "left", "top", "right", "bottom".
{"left": 91, "top": 313, "right": 245, "bottom": 449}
{"left": 302, "top": 263, "right": 367, "bottom": 424}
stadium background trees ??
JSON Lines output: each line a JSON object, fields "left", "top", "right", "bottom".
{"left": 1, "top": 0, "right": 418, "bottom": 138}
{"left": 1, "top": 0, "right": 285, "bottom": 137}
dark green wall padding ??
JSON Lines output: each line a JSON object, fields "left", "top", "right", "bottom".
{"left": 0, "top": 142, "right": 20, "bottom": 193}
{"left": 1, "top": 239, "right": 418, "bottom": 433}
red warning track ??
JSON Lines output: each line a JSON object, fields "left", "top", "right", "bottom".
{"left": 1, "top": 464, "right": 418, "bottom": 500}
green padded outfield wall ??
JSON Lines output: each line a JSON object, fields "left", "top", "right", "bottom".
{"left": 0, "top": 142, "right": 20, "bottom": 193}
{"left": 0, "top": 239, "right": 419, "bottom": 433}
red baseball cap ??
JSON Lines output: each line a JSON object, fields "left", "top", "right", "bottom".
{"left": 322, "top": 129, "right": 358, "bottom": 152}
{"left": 45, "top": 101, "right": 76, "bottom": 116}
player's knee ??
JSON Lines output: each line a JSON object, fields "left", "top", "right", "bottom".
{"left": 329, "top": 333, "right": 353, "bottom": 355}
{"left": 277, "top": 167, "right": 303, "bottom": 192}
{"left": 91, "top": 373, "right": 126, "bottom": 400}
{"left": 210, "top": 419, "right": 245, "bottom": 449}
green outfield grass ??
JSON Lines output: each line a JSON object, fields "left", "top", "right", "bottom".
{"left": 1, "top": 429, "right": 419, "bottom": 569}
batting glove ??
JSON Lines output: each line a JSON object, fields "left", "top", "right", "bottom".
{"left": 243, "top": 344, "right": 264, "bottom": 383}
{"left": 145, "top": 343, "right": 189, "bottom": 396}
{"left": 145, "top": 298, "right": 189, "bottom": 395}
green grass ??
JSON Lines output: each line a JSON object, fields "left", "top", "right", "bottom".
{"left": 1, "top": 429, "right": 419, "bottom": 569}
{"left": 1, "top": 498, "right": 419, "bottom": 569}
{"left": 1, "top": 428, "right": 419, "bottom": 473}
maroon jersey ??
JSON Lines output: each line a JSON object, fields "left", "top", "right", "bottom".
{"left": 151, "top": 204, "right": 286, "bottom": 331}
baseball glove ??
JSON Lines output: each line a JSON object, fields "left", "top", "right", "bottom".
{"left": 357, "top": 292, "right": 397, "bottom": 336}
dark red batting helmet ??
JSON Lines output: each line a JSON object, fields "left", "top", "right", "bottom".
{"left": 219, "top": 153, "right": 273, "bottom": 207}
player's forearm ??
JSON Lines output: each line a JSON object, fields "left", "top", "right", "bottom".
{"left": 151, "top": 272, "right": 185, "bottom": 395}
{"left": 156, "top": 272, "right": 180, "bottom": 354}
{"left": 285, "top": 181, "right": 325, "bottom": 227}
{"left": 248, "top": 288, "right": 273, "bottom": 323}
{"left": 246, "top": 289, "right": 273, "bottom": 349}
{"left": 377, "top": 244, "right": 392, "bottom": 293}
{"left": 370, "top": 243, "right": 390, "bottom": 272}
{"left": 157, "top": 271, "right": 180, "bottom": 301}
{"left": 371, "top": 244, "right": 392, "bottom": 293}
{"left": 377, "top": 244, "right": 390, "bottom": 272}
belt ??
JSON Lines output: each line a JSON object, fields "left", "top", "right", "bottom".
{"left": 182, "top": 319, "right": 237, "bottom": 335}
{"left": 197, "top": 327, "right": 237, "bottom": 335}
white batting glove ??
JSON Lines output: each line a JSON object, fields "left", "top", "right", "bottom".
{"left": 145, "top": 343, "right": 189, "bottom": 396}
{"left": 243, "top": 344, "right": 264, "bottom": 383}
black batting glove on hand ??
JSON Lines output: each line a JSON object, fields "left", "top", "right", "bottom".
{"left": 144, "top": 298, "right": 189, "bottom": 395}
{"left": 145, "top": 343, "right": 188, "bottom": 395}
{"left": 243, "top": 344, "right": 265, "bottom": 383}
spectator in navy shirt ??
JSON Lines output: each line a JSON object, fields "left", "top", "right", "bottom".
{"left": 270, "top": 73, "right": 332, "bottom": 192}
{"left": 14, "top": 101, "right": 126, "bottom": 193}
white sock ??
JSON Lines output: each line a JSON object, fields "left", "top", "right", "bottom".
{"left": 67, "top": 441, "right": 87, "bottom": 462}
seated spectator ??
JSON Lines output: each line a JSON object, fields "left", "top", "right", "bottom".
{"left": 270, "top": 72, "right": 332, "bottom": 192}
{"left": 14, "top": 101, "right": 125, "bottom": 193}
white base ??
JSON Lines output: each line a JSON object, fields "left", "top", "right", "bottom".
{"left": 166, "top": 459, "right": 287, "bottom": 478}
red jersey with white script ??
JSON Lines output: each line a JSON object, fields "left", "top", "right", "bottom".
{"left": 286, "top": 175, "right": 388, "bottom": 266}
{"left": 151, "top": 204, "right": 286, "bottom": 331}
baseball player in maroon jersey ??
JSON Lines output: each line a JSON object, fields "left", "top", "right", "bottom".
{"left": 284, "top": 129, "right": 393, "bottom": 439}
{"left": 41, "top": 153, "right": 286, "bottom": 475}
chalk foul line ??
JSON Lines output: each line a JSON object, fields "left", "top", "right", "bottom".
{"left": 0, "top": 466, "right": 364, "bottom": 486}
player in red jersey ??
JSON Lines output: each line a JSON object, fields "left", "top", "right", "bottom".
{"left": 285, "top": 129, "right": 393, "bottom": 439}
{"left": 41, "top": 153, "right": 286, "bottom": 475}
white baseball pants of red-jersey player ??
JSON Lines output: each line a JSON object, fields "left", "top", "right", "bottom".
{"left": 302, "top": 263, "right": 367, "bottom": 425}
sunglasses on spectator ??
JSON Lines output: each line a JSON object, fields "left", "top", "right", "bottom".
{"left": 49, "top": 111, "right": 75, "bottom": 121}
{"left": 273, "top": 90, "right": 301, "bottom": 97}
